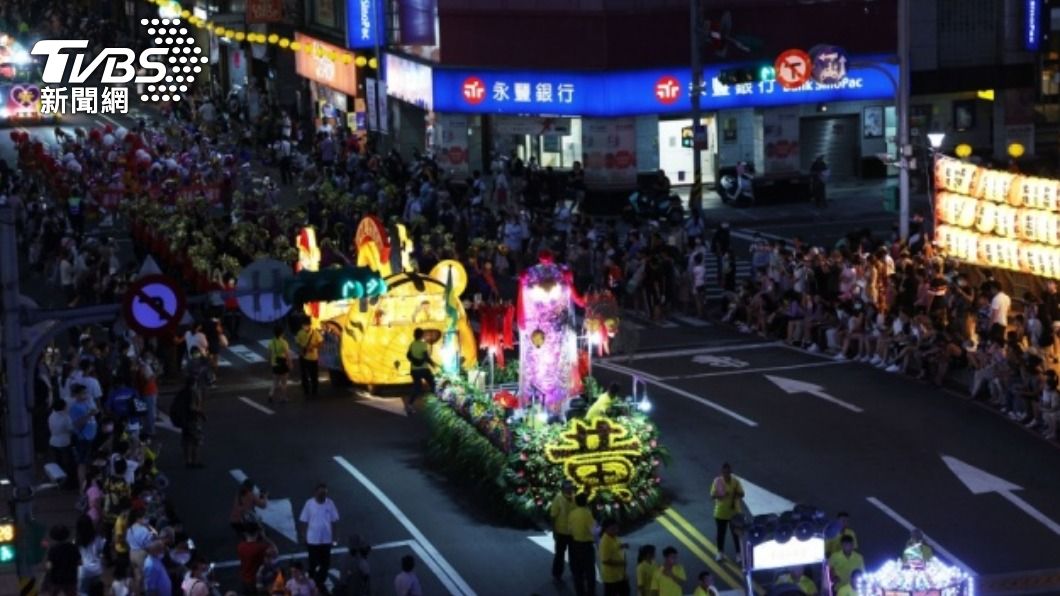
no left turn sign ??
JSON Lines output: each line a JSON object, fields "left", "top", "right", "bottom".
{"left": 774, "top": 49, "right": 812, "bottom": 90}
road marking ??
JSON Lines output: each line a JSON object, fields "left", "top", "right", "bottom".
{"left": 354, "top": 390, "right": 408, "bottom": 417}
{"left": 238, "top": 396, "right": 275, "bottom": 415}
{"left": 866, "top": 497, "right": 977, "bottom": 575}
{"left": 740, "top": 477, "right": 797, "bottom": 517}
{"left": 660, "top": 360, "right": 844, "bottom": 380}
{"left": 230, "top": 344, "right": 265, "bottom": 363}
{"left": 942, "top": 454, "right": 1060, "bottom": 537}
{"left": 596, "top": 361, "right": 758, "bottom": 427}
{"left": 656, "top": 319, "right": 679, "bottom": 328}
{"left": 155, "top": 412, "right": 180, "bottom": 434}
{"left": 692, "top": 355, "right": 749, "bottom": 368}
{"left": 595, "top": 360, "right": 661, "bottom": 382}
{"left": 333, "top": 456, "right": 475, "bottom": 596}
{"left": 218, "top": 357, "right": 232, "bottom": 368}
{"left": 656, "top": 508, "right": 756, "bottom": 593}
{"left": 605, "top": 342, "right": 778, "bottom": 361}
{"left": 764, "top": 375, "right": 864, "bottom": 413}
{"left": 259, "top": 339, "right": 273, "bottom": 350}
{"left": 212, "top": 540, "right": 411, "bottom": 569}
{"left": 671, "top": 314, "right": 711, "bottom": 327}
{"left": 229, "top": 469, "right": 297, "bottom": 542}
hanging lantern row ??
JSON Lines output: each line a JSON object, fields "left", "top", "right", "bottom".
{"left": 936, "top": 225, "right": 1060, "bottom": 280}
{"left": 936, "top": 157, "right": 1060, "bottom": 212}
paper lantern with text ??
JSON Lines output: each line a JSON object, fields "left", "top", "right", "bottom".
{"left": 1011, "top": 176, "right": 1060, "bottom": 211}
{"left": 973, "top": 169, "right": 1017, "bottom": 204}
{"left": 935, "top": 156, "right": 979, "bottom": 195}
{"left": 1022, "top": 245, "right": 1051, "bottom": 278}
{"left": 994, "top": 205, "right": 1018, "bottom": 238}
{"left": 1019, "top": 210, "right": 1045, "bottom": 243}
{"left": 976, "top": 202, "right": 998, "bottom": 234}
{"left": 956, "top": 194, "right": 979, "bottom": 228}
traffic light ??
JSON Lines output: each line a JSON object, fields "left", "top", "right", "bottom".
{"left": 718, "top": 65, "right": 774, "bottom": 85}
{"left": 0, "top": 519, "right": 15, "bottom": 564}
{"left": 283, "top": 266, "right": 387, "bottom": 305}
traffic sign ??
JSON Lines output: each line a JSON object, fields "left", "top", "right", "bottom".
{"left": 774, "top": 49, "right": 812, "bottom": 90}
{"left": 810, "top": 44, "right": 848, "bottom": 85}
{"left": 122, "top": 274, "right": 187, "bottom": 337}
{"left": 237, "top": 258, "right": 294, "bottom": 323}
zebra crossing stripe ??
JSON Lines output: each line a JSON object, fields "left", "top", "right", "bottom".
{"left": 671, "top": 314, "right": 711, "bottom": 327}
{"left": 229, "top": 344, "right": 266, "bottom": 363}
{"left": 218, "top": 357, "right": 233, "bottom": 367}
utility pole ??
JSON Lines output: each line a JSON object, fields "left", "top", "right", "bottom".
{"left": 898, "top": 0, "right": 911, "bottom": 241}
{"left": 0, "top": 207, "right": 34, "bottom": 581}
{"left": 690, "top": 0, "right": 704, "bottom": 213}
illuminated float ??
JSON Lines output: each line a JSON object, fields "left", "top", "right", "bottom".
{"left": 858, "top": 558, "right": 974, "bottom": 596}
{"left": 296, "top": 217, "right": 477, "bottom": 386}
{"left": 421, "top": 252, "right": 668, "bottom": 524}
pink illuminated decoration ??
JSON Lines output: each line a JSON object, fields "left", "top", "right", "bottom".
{"left": 517, "top": 251, "right": 584, "bottom": 411}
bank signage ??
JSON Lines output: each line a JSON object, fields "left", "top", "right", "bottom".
{"left": 431, "top": 56, "right": 898, "bottom": 117}
{"left": 1025, "top": 0, "right": 1041, "bottom": 51}
{"left": 347, "top": 0, "right": 383, "bottom": 49}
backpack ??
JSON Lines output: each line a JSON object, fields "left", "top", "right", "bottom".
{"left": 168, "top": 386, "right": 192, "bottom": 429}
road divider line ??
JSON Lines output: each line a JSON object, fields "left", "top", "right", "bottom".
{"left": 333, "top": 456, "right": 475, "bottom": 596}
{"left": 661, "top": 360, "right": 844, "bottom": 380}
{"left": 212, "top": 540, "right": 412, "bottom": 569}
{"left": 229, "top": 344, "right": 265, "bottom": 363}
{"left": 656, "top": 512, "right": 746, "bottom": 591}
{"left": 670, "top": 314, "right": 712, "bottom": 327}
{"left": 663, "top": 509, "right": 745, "bottom": 580}
{"left": 594, "top": 361, "right": 662, "bottom": 382}
{"left": 605, "top": 342, "right": 778, "bottom": 362}
{"left": 238, "top": 396, "right": 276, "bottom": 415}
{"left": 218, "top": 357, "right": 232, "bottom": 368}
{"left": 866, "top": 497, "right": 977, "bottom": 576}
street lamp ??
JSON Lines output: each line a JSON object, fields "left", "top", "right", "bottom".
{"left": 927, "top": 132, "right": 945, "bottom": 151}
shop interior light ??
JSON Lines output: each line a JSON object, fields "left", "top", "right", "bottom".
{"left": 977, "top": 89, "right": 995, "bottom": 101}
{"left": 927, "top": 132, "right": 945, "bottom": 149}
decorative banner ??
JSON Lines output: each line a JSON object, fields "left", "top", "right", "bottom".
{"left": 246, "top": 0, "right": 284, "bottom": 23}
{"left": 762, "top": 107, "right": 800, "bottom": 174}
{"left": 582, "top": 118, "right": 637, "bottom": 188}
{"left": 385, "top": 53, "right": 434, "bottom": 111}
{"left": 545, "top": 417, "right": 642, "bottom": 500}
{"left": 434, "top": 113, "right": 469, "bottom": 176}
{"left": 294, "top": 32, "right": 358, "bottom": 97}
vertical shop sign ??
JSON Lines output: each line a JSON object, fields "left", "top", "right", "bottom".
{"left": 762, "top": 107, "right": 800, "bottom": 174}
{"left": 582, "top": 118, "right": 637, "bottom": 187}
{"left": 435, "top": 114, "right": 469, "bottom": 176}
{"left": 399, "top": 0, "right": 437, "bottom": 45}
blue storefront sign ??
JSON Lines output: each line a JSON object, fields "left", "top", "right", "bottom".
{"left": 1025, "top": 0, "right": 1042, "bottom": 51}
{"left": 430, "top": 56, "right": 899, "bottom": 117}
{"left": 347, "top": 0, "right": 383, "bottom": 49}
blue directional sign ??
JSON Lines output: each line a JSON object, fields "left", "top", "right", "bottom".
{"left": 237, "top": 258, "right": 294, "bottom": 323}
{"left": 122, "top": 274, "right": 187, "bottom": 337}
{"left": 430, "top": 55, "right": 898, "bottom": 117}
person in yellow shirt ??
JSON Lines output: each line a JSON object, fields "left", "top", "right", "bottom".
{"left": 692, "top": 571, "right": 719, "bottom": 596}
{"left": 549, "top": 481, "right": 576, "bottom": 581}
{"left": 586, "top": 383, "right": 621, "bottom": 419}
{"left": 267, "top": 325, "right": 292, "bottom": 403}
{"left": 775, "top": 566, "right": 818, "bottom": 595}
{"left": 599, "top": 518, "right": 629, "bottom": 595}
{"left": 835, "top": 569, "right": 863, "bottom": 596}
{"left": 824, "top": 512, "right": 858, "bottom": 557}
{"left": 568, "top": 493, "right": 597, "bottom": 596}
{"left": 295, "top": 320, "right": 323, "bottom": 398}
{"left": 634, "top": 545, "right": 657, "bottom": 596}
{"left": 828, "top": 535, "right": 864, "bottom": 592}
{"left": 710, "top": 462, "right": 744, "bottom": 562}
{"left": 650, "top": 546, "right": 685, "bottom": 596}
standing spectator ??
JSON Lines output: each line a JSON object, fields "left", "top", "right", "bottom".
{"left": 68, "top": 384, "right": 97, "bottom": 487}
{"left": 136, "top": 350, "right": 160, "bottom": 437}
{"left": 338, "top": 535, "right": 372, "bottom": 596}
{"left": 406, "top": 328, "right": 436, "bottom": 415}
{"left": 634, "top": 545, "right": 657, "bottom": 596}
{"left": 143, "top": 540, "right": 172, "bottom": 596}
{"left": 44, "top": 524, "right": 80, "bottom": 596}
{"left": 393, "top": 555, "right": 422, "bottom": 596}
{"left": 286, "top": 563, "right": 318, "bottom": 596}
{"left": 549, "top": 480, "right": 575, "bottom": 581}
{"left": 267, "top": 326, "right": 292, "bottom": 404}
{"left": 824, "top": 512, "right": 858, "bottom": 557}
{"left": 126, "top": 509, "right": 157, "bottom": 591}
{"left": 650, "top": 546, "right": 686, "bottom": 596}
{"left": 827, "top": 535, "right": 864, "bottom": 593}
{"left": 76, "top": 514, "right": 105, "bottom": 596}
{"left": 295, "top": 320, "right": 323, "bottom": 398}
{"left": 810, "top": 155, "right": 829, "bottom": 208}
{"left": 693, "top": 571, "right": 720, "bottom": 596}
{"left": 255, "top": 546, "right": 283, "bottom": 595}
{"left": 568, "top": 492, "right": 596, "bottom": 596}
{"left": 989, "top": 281, "right": 1011, "bottom": 339}
{"left": 599, "top": 518, "right": 629, "bottom": 596}
{"left": 47, "top": 399, "right": 75, "bottom": 487}
{"left": 709, "top": 463, "right": 744, "bottom": 562}
{"left": 181, "top": 557, "right": 212, "bottom": 596}
{"left": 237, "top": 524, "right": 274, "bottom": 596}
{"left": 300, "top": 483, "right": 340, "bottom": 593}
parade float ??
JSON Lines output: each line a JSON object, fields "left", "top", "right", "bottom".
{"left": 424, "top": 252, "right": 668, "bottom": 524}
{"left": 858, "top": 558, "right": 974, "bottom": 596}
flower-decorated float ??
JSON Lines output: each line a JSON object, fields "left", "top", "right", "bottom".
{"left": 858, "top": 558, "right": 974, "bottom": 596}
{"left": 424, "top": 252, "right": 669, "bottom": 524}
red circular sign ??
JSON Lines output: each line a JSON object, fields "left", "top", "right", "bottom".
{"left": 447, "top": 146, "right": 467, "bottom": 164}
{"left": 654, "top": 75, "right": 682, "bottom": 105}
{"left": 774, "top": 49, "right": 812, "bottom": 90}
{"left": 461, "top": 76, "right": 486, "bottom": 105}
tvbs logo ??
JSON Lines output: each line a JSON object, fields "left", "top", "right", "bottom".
{"left": 31, "top": 40, "right": 167, "bottom": 84}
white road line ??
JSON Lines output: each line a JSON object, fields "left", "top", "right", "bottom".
{"left": 661, "top": 360, "right": 844, "bottom": 380}
{"left": 218, "top": 357, "right": 232, "bottom": 368}
{"left": 655, "top": 319, "right": 679, "bottom": 328}
{"left": 259, "top": 339, "right": 273, "bottom": 350}
{"left": 594, "top": 361, "right": 661, "bottom": 382}
{"left": 333, "top": 456, "right": 476, "bottom": 596}
{"left": 866, "top": 497, "right": 977, "bottom": 576}
{"left": 604, "top": 342, "right": 778, "bottom": 362}
{"left": 229, "top": 344, "right": 265, "bottom": 363}
{"left": 595, "top": 362, "right": 758, "bottom": 427}
{"left": 670, "top": 314, "right": 711, "bottom": 327}
{"left": 155, "top": 413, "right": 181, "bottom": 434}
{"left": 238, "top": 396, "right": 275, "bottom": 415}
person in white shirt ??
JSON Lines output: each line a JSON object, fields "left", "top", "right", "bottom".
{"left": 990, "top": 282, "right": 1011, "bottom": 331}
{"left": 48, "top": 400, "right": 74, "bottom": 485}
{"left": 183, "top": 324, "right": 210, "bottom": 361}
{"left": 394, "top": 555, "right": 423, "bottom": 596}
{"left": 300, "top": 483, "right": 339, "bottom": 593}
